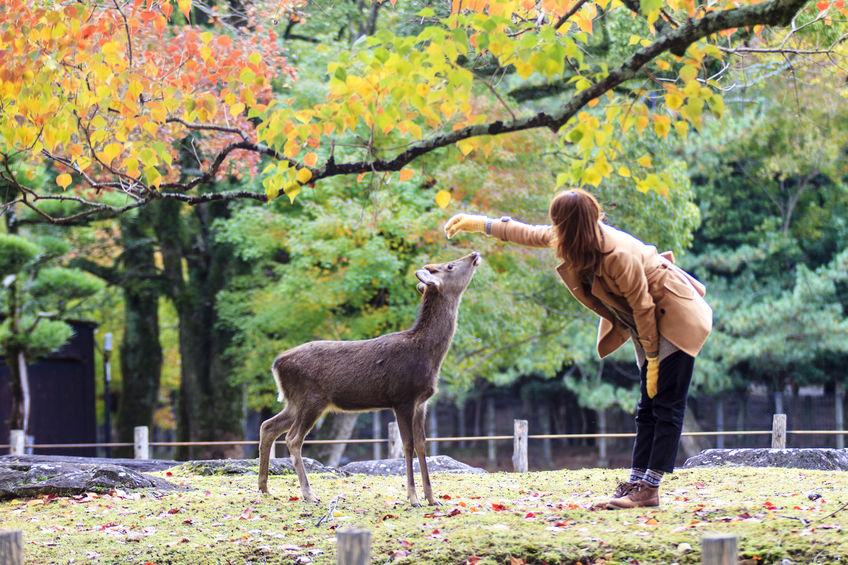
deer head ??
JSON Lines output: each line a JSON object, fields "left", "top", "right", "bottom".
{"left": 415, "top": 251, "right": 481, "bottom": 297}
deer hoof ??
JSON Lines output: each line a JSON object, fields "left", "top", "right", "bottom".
{"left": 427, "top": 499, "right": 442, "bottom": 507}
{"left": 305, "top": 495, "right": 321, "bottom": 505}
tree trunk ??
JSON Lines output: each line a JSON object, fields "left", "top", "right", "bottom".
{"left": 597, "top": 408, "right": 608, "bottom": 467}
{"left": 116, "top": 209, "right": 163, "bottom": 449}
{"left": 314, "top": 412, "right": 359, "bottom": 466}
{"left": 6, "top": 349, "right": 29, "bottom": 435}
{"left": 457, "top": 401, "right": 466, "bottom": 448}
{"left": 680, "top": 400, "right": 709, "bottom": 459}
{"left": 486, "top": 397, "right": 496, "bottom": 468}
{"left": 156, "top": 199, "right": 244, "bottom": 459}
{"left": 835, "top": 382, "right": 844, "bottom": 449}
{"left": 539, "top": 401, "right": 553, "bottom": 468}
{"left": 372, "top": 411, "right": 382, "bottom": 460}
{"left": 428, "top": 402, "right": 438, "bottom": 456}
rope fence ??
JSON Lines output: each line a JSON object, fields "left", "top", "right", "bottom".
{"left": 4, "top": 416, "right": 846, "bottom": 456}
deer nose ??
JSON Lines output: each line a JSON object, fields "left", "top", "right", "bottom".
{"left": 470, "top": 251, "right": 481, "bottom": 265}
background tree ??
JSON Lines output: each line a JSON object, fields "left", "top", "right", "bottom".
{"left": 0, "top": 231, "right": 103, "bottom": 434}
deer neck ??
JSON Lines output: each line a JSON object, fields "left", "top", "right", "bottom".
{"left": 409, "top": 291, "right": 461, "bottom": 353}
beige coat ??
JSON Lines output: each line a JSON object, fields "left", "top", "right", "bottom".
{"left": 490, "top": 218, "right": 712, "bottom": 358}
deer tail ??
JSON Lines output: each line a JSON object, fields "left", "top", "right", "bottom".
{"left": 271, "top": 360, "right": 285, "bottom": 403}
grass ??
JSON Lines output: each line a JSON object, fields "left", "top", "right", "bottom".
{"left": 2, "top": 466, "right": 847, "bottom": 564}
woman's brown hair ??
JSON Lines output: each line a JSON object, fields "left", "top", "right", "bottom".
{"left": 549, "top": 189, "right": 606, "bottom": 276}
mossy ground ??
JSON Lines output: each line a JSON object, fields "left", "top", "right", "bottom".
{"left": 1, "top": 466, "right": 846, "bottom": 564}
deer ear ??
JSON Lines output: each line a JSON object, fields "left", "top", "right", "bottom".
{"left": 415, "top": 269, "right": 441, "bottom": 291}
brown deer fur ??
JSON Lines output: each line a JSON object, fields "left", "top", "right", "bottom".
{"left": 258, "top": 251, "right": 481, "bottom": 506}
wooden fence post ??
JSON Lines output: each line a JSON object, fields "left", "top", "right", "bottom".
{"left": 0, "top": 530, "right": 23, "bottom": 565}
{"left": 269, "top": 440, "right": 277, "bottom": 460}
{"left": 512, "top": 419, "right": 528, "bottom": 473}
{"left": 387, "top": 421, "right": 402, "bottom": 459}
{"left": 134, "top": 426, "right": 149, "bottom": 460}
{"left": 701, "top": 534, "right": 737, "bottom": 565}
{"left": 9, "top": 430, "right": 24, "bottom": 456}
{"left": 771, "top": 414, "right": 786, "bottom": 449}
{"left": 336, "top": 528, "right": 371, "bottom": 565}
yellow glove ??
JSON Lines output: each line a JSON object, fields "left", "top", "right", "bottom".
{"left": 444, "top": 213, "right": 487, "bottom": 239}
{"left": 646, "top": 356, "right": 660, "bottom": 399}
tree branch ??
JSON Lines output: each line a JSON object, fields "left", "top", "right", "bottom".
{"left": 14, "top": 0, "right": 812, "bottom": 223}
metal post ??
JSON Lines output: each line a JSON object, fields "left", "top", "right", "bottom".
{"left": 512, "top": 419, "right": 528, "bottom": 472}
{"left": 336, "top": 528, "right": 371, "bottom": 565}
{"left": 715, "top": 397, "right": 725, "bottom": 449}
{"left": 597, "top": 409, "right": 608, "bottom": 467}
{"left": 134, "top": 426, "right": 150, "bottom": 460}
{"left": 102, "top": 333, "right": 113, "bottom": 458}
{"left": 9, "top": 430, "right": 25, "bottom": 456}
{"left": 701, "top": 534, "right": 737, "bottom": 565}
{"left": 771, "top": 414, "right": 786, "bottom": 449}
{"left": 387, "top": 421, "right": 402, "bottom": 459}
{"left": 372, "top": 411, "right": 382, "bottom": 460}
{"left": 0, "top": 530, "right": 23, "bottom": 565}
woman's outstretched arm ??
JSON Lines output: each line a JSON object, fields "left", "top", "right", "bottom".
{"left": 445, "top": 213, "right": 554, "bottom": 248}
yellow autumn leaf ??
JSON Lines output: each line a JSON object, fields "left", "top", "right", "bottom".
{"left": 666, "top": 93, "right": 684, "bottom": 111}
{"left": 456, "top": 139, "right": 476, "bottom": 156}
{"left": 303, "top": 152, "right": 318, "bottom": 167}
{"left": 399, "top": 168, "right": 414, "bottom": 182}
{"left": 618, "top": 166, "right": 631, "bottom": 178}
{"left": 284, "top": 183, "right": 301, "bottom": 203}
{"left": 296, "top": 168, "right": 312, "bottom": 184}
{"left": 101, "top": 143, "right": 122, "bottom": 165}
{"left": 434, "top": 190, "right": 451, "bottom": 209}
{"left": 637, "top": 155, "right": 653, "bottom": 168}
{"left": 56, "top": 173, "right": 72, "bottom": 189}
{"left": 178, "top": 0, "right": 192, "bottom": 18}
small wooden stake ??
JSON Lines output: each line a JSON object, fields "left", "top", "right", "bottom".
{"left": 512, "top": 419, "right": 528, "bottom": 473}
{"left": 336, "top": 528, "right": 371, "bottom": 565}
{"left": 0, "top": 530, "right": 23, "bottom": 565}
{"left": 134, "top": 426, "right": 150, "bottom": 460}
{"left": 771, "top": 414, "right": 786, "bottom": 449}
{"left": 701, "top": 533, "right": 737, "bottom": 565}
{"left": 9, "top": 430, "right": 24, "bottom": 456}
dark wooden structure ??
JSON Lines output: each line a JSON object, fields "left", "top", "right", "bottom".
{"left": 0, "top": 321, "right": 97, "bottom": 455}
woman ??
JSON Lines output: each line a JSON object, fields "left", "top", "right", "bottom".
{"left": 444, "top": 189, "right": 712, "bottom": 509}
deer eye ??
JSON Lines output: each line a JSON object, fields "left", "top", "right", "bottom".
{"left": 447, "top": 264, "right": 454, "bottom": 271}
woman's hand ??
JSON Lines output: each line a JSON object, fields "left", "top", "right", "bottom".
{"left": 646, "top": 356, "right": 660, "bottom": 398}
{"left": 444, "top": 213, "right": 487, "bottom": 239}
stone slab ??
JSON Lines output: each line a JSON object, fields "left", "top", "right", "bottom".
{"left": 683, "top": 448, "right": 848, "bottom": 471}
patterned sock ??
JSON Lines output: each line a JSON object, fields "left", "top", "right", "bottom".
{"left": 643, "top": 469, "right": 664, "bottom": 487}
{"left": 628, "top": 468, "right": 646, "bottom": 483}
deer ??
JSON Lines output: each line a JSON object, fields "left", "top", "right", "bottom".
{"left": 257, "top": 251, "right": 482, "bottom": 507}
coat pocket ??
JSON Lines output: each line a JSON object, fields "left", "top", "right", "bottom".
{"left": 663, "top": 275, "right": 695, "bottom": 300}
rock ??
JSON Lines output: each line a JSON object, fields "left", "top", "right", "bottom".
{"left": 0, "top": 460, "right": 181, "bottom": 500}
{"left": 683, "top": 448, "right": 848, "bottom": 471}
{"left": 340, "top": 455, "right": 485, "bottom": 476}
{"left": 1, "top": 454, "right": 178, "bottom": 473}
{"left": 174, "top": 458, "right": 345, "bottom": 476}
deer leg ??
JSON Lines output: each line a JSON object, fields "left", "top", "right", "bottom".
{"left": 258, "top": 408, "right": 295, "bottom": 494}
{"left": 287, "top": 405, "right": 324, "bottom": 504}
{"left": 394, "top": 404, "right": 420, "bottom": 507}
{"left": 413, "top": 403, "right": 438, "bottom": 505}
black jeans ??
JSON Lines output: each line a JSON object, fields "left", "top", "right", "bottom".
{"left": 631, "top": 350, "right": 695, "bottom": 473}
